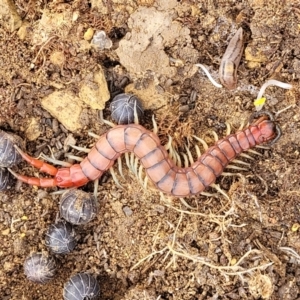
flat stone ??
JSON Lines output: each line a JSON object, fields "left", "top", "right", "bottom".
{"left": 0, "top": 0, "right": 22, "bottom": 32}
{"left": 41, "top": 91, "right": 84, "bottom": 132}
{"left": 79, "top": 67, "right": 110, "bottom": 110}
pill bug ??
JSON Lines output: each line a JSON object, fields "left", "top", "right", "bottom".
{"left": 63, "top": 273, "right": 100, "bottom": 300}
{"left": 60, "top": 190, "right": 97, "bottom": 225}
{"left": 24, "top": 252, "right": 56, "bottom": 284}
{"left": 110, "top": 93, "right": 144, "bottom": 124}
{"left": 0, "top": 167, "right": 14, "bottom": 190}
{"left": 0, "top": 130, "right": 24, "bottom": 167}
{"left": 45, "top": 220, "right": 77, "bottom": 254}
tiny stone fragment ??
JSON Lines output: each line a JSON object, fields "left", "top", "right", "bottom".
{"left": 123, "top": 206, "right": 133, "bottom": 217}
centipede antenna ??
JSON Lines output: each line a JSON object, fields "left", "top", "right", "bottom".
{"left": 117, "top": 157, "right": 125, "bottom": 179}
{"left": 211, "top": 131, "right": 219, "bottom": 142}
{"left": 179, "top": 198, "right": 197, "bottom": 210}
{"left": 195, "top": 144, "right": 201, "bottom": 157}
{"left": 88, "top": 132, "right": 100, "bottom": 139}
{"left": 39, "top": 153, "right": 73, "bottom": 167}
{"left": 184, "top": 145, "right": 194, "bottom": 165}
{"left": 99, "top": 110, "right": 115, "bottom": 127}
{"left": 182, "top": 153, "right": 189, "bottom": 168}
{"left": 211, "top": 183, "right": 230, "bottom": 201}
{"left": 232, "top": 159, "right": 251, "bottom": 166}
{"left": 195, "top": 64, "right": 223, "bottom": 88}
{"left": 247, "top": 149, "right": 262, "bottom": 156}
{"left": 109, "top": 167, "right": 123, "bottom": 189}
{"left": 152, "top": 115, "right": 158, "bottom": 134}
{"left": 239, "top": 153, "right": 254, "bottom": 160}
{"left": 65, "top": 154, "right": 84, "bottom": 162}
{"left": 192, "top": 135, "right": 208, "bottom": 151}
{"left": 69, "top": 144, "right": 90, "bottom": 153}
{"left": 226, "top": 165, "right": 248, "bottom": 171}
{"left": 225, "top": 122, "right": 231, "bottom": 136}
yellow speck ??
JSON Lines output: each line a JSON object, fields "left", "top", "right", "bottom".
{"left": 20, "top": 233, "right": 26, "bottom": 238}
{"left": 292, "top": 223, "right": 300, "bottom": 232}
{"left": 84, "top": 28, "right": 94, "bottom": 41}
{"left": 21, "top": 216, "right": 28, "bottom": 221}
{"left": 254, "top": 97, "right": 266, "bottom": 107}
{"left": 230, "top": 258, "right": 237, "bottom": 265}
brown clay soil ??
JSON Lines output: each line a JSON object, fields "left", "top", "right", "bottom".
{"left": 1, "top": 0, "right": 300, "bottom": 299}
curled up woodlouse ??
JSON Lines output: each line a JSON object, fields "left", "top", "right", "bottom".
{"left": 0, "top": 167, "right": 14, "bottom": 191}
{"left": 0, "top": 130, "right": 24, "bottom": 167}
{"left": 59, "top": 190, "right": 97, "bottom": 225}
{"left": 24, "top": 252, "right": 57, "bottom": 284}
{"left": 63, "top": 273, "right": 100, "bottom": 300}
{"left": 45, "top": 220, "right": 77, "bottom": 254}
{"left": 110, "top": 93, "right": 144, "bottom": 124}
{"left": 8, "top": 110, "right": 281, "bottom": 197}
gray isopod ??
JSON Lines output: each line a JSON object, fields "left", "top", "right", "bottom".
{"left": 0, "top": 167, "right": 14, "bottom": 190}
{"left": 60, "top": 190, "right": 97, "bottom": 225}
{"left": 24, "top": 252, "right": 56, "bottom": 284}
{"left": 63, "top": 273, "right": 100, "bottom": 300}
{"left": 45, "top": 220, "right": 77, "bottom": 254}
{"left": 110, "top": 93, "right": 144, "bottom": 124}
{"left": 0, "top": 130, "right": 24, "bottom": 167}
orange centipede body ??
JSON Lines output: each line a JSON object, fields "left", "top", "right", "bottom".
{"left": 9, "top": 111, "right": 281, "bottom": 197}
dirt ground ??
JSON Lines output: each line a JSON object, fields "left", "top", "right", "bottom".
{"left": 1, "top": 0, "right": 300, "bottom": 299}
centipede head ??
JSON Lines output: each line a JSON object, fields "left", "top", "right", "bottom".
{"left": 249, "top": 110, "right": 282, "bottom": 145}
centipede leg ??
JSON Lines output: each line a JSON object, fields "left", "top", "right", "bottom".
{"left": 211, "top": 183, "right": 230, "bottom": 201}
{"left": 179, "top": 198, "right": 197, "bottom": 210}
{"left": 138, "top": 164, "right": 144, "bottom": 186}
{"left": 69, "top": 144, "right": 90, "bottom": 153}
{"left": 226, "top": 165, "right": 248, "bottom": 171}
{"left": 93, "top": 178, "right": 99, "bottom": 199}
{"left": 232, "top": 159, "right": 250, "bottom": 166}
{"left": 117, "top": 157, "right": 125, "bottom": 179}
{"left": 109, "top": 167, "right": 123, "bottom": 189}
{"left": 247, "top": 149, "right": 263, "bottom": 156}
{"left": 39, "top": 153, "right": 73, "bottom": 167}
{"left": 152, "top": 115, "right": 158, "bottom": 134}
{"left": 88, "top": 132, "right": 100, "bottom": 139}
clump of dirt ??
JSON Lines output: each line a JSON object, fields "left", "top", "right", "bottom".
{"left": 0, "top": 1, "right": 300, "bottom": 300}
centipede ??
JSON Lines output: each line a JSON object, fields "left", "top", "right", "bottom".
{"left": 9, "top": 111, "right": 281, "bottom": 197}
